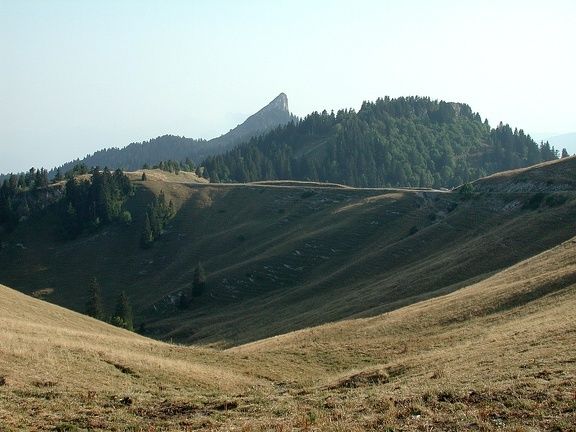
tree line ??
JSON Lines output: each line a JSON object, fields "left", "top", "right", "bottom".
{"left": 143, "top": 157, "right": 197, "bottom": 175}
{"left": 60, "top": 166, "right": 134, "bottom": 239}
{"left": 0, "top": 167, "right": 57, "bottom": 234}
{"left": 201, "top": 96, "right": 561, "bottom": 188}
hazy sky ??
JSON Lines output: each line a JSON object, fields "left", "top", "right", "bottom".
{"left": 1, "top": 0, "right": 575, "bottom": 174}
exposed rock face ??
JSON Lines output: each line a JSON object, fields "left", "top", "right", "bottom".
{"left": 270, "top": 92, "right": 289, "bottom": 112}
{"left": 220, "top": 93, "right": 293, "bottom": 138}
{"left": 203, "top": 93, "right": 296, "bottom": 157}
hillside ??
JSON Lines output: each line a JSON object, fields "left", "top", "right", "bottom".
{"left": 1, "top": 230, "right": 575, "bottom": 430}
{"left": 202, "top": 96, "right": 560, "bottom": 188}
{"left": 1, "top": 157, "right": 575, "bottom": 348}
{"left": 49, "top": 93, "right": 296, "bottom": 176}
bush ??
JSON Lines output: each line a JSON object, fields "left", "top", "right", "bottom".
{"left": 301, "top": 189, "right": 316, "bottom": 199}
{"left": 459, "top": 182, "right": 474, "bottom": 197}
{"left": 109, "top": 315, "right": 131, "bottom": 330}
{"left": 119, "top": 210, "right": 132, "bottom": 226}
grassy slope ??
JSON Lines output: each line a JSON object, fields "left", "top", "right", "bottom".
{"left": 1, "top": 231, "right": 575, "bottom": 430}
{"left": 1, "top": 159, "right": 576, "bottom": 347}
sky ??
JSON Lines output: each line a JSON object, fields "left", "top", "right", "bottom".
{"left": 1, "top": 0, "right": 575, "bottom": 174}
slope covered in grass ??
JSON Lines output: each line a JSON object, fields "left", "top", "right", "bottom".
{"left": 1, "top": 230, "right": 575, "bottom": 430}
{"left": 1, "top": 159, "right": 576, "bottom": 347}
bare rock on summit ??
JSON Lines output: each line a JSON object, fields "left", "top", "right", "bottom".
{"left": 213, "top": 93, "right": 295, "bottom": 147}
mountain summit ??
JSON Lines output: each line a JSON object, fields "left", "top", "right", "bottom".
{"left": 48, "top": 93, "right": 295, "bottom": 176}
{"left": 270, "top": 92, "right": 289, "bottom": 112}
{"left": 210, "top": 93, "right": 294, "bottom": 150}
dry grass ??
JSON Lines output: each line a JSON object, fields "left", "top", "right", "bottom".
{"left": 2, "top": 234, "right": 576, "bottom": 430}
{"left": 3, "top": 158, "right": 576, "bottom": 350}
{"left": 128, "top": 169, "right": 209, "bottom": 184}
{"left": 2, "top": 159, "right": 576, "bottom": 429}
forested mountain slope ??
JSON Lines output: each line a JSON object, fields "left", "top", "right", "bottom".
{"left": 202, "top": 96, "right": 560, "bottom": 188}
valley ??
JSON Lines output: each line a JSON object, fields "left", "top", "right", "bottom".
{"left": 1, "top": 229, "right": 575, "bottom": 429}
{"left": 2, "top": 158, "right": 576, "bottom": 346}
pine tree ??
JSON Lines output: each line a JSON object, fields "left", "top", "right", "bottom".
{"left": 111, "top": 291, "right": 133, "bottom": 330}
{"left": 140, "top": 212, "right": 153, "bottom": 248}
{"left": 86, "top": 277, "right": 105, "bottom": 320}
{"left": 192, "top": 263, "right": 206, "bottom": 297}
{"left": 178, "top": 292, "right": 190, "bottom": 309}
{"left": 54, "top": 167, "right": 63, "bottom": 183}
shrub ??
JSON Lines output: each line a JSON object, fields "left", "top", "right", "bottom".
{"left": 119, "top": 210, "right": 132, "bottom": 226}
{"left": 301, "top": 189, "right": 316, "bottom": 199}
{"left": 459, "top": 182, "right": 474, "bottom": 197}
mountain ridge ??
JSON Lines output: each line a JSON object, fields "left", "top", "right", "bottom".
{"left": 42, "top": 93, "right": 295, "bottom": 177}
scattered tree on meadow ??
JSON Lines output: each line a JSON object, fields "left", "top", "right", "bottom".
{"left": 178, "top": 291, "right": 190, "bottom": 309}
{"left": 192, "top": 263, "right": 206, "bottom": 297}
{"left": 459, "top": 182, "right": 474, "bottom": 197}
{"left": 85, "top": 277, "right": 105, "bottom": 320}
{"left": 110, "top": 291, "right": 133, "bottom": 330}
{"left": 140, "top": 213, "right": 153, "bottom": 248}
{"left": 53, "top": 167, "right": 63, "bottom": 183}
{"left": 139, "top": 190, "right": 176, "bottom": 248}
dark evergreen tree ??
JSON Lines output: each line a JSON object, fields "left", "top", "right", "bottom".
{"left": 25, "top": 168, "right": 35, "bottom": 188}
{"left": 140, "top": 212, "right": 153, "bottom": 248}
{"left": 8, "top": 174, "right": 18, "bottom": 193}
{"left": 178, "top": 291, "right": 190, "bottom": 309}
{"left": 192, "top": 263, "right": 206, "bottom": 297}
{"left": 111, "top": 291, "right": 133, "bottom": 330}
{"left": 54, "top": 167, "right": 63, "bottom": 183}
{"left": 86, "top": 277, "right": 105, "bottom": 320}
{"left": 21, "top": 197, "right": 30, "bottom": 217}
{"left": 59, "top": 168, "right": 134, "bottom": 239}
{"left": 0, "top": 194, "right": 18, "bottom": 231}
{"left": 61, "top": 202, "right": 80, "bottom": 239}
{"left": 34, "top": 168, "right": 49, "bottom": 189}
{"left": 139, "top": 190, "right": 175, "bottom": 247}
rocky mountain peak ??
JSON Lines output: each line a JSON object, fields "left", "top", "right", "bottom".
{"left": 256, "top": 92, "right": 290, "bottom": 116}
{"left": 271, "top": 92, "right": 289, "bottom": 112}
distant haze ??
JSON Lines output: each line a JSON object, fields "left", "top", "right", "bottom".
{"left": 1, "top": 0, "right": 575, "bottom": 174}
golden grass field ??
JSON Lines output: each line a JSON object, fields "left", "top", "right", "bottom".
{"left": 1, "top": 231, "right": 575, "bottom": 430}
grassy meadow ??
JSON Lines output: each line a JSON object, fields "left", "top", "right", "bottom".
{"left": 1, "top": 233, "right": 575, "bottom": 430}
